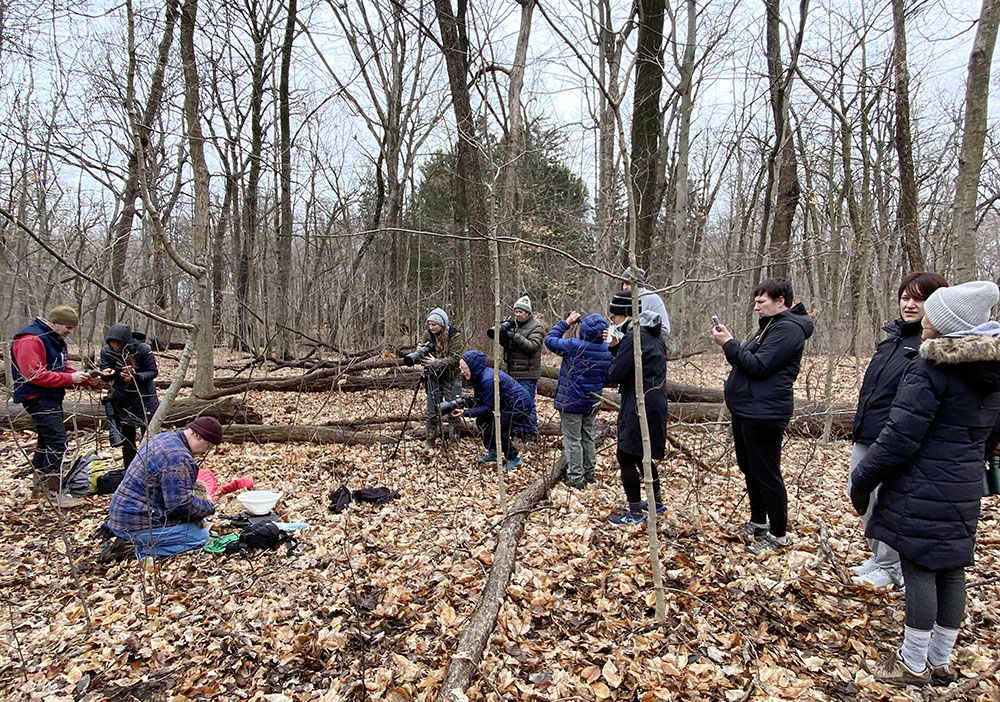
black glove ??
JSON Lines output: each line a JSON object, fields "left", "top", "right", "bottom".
{"left": 849, "top": 486, "right": 870, "bottom": 516}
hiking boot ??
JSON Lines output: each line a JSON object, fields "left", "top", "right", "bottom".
{"left": 502, "top": 456, "right": 522, "bottom": 470}
{"left": 608, "top": 511, "right": 647, "bottom": 525}
{"left": 584, "top": 474, "right": 597, "bottom": 485}
{"left": 564, "top": 478, "right": 586, "bottom": 490}
{"left": 929, "top": 662, "right": 956, "bottom": 686}
{"left": 476, "top": 451, "right": 497, "bottom": 464}
{"left": 41, "top": 473, "right": 84, "bottom": 509}
{"left": 852, "top": 567, "right": 897, "bottom": 589}
{"left": 423, "top": 422, "right": 437, "bottom": 453}
{"left": 871, "top": 649, "right": 931, "bottom": 687}
{"left": 734, "top": 521, "right": 768, "bottom": 543}
{"left": 746, "top": 532, "right": 791, "bottom": 555}
{"left": 99, "top": 536, "right": 132, "bottom": 563}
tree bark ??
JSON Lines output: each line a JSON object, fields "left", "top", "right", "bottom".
{"left": 952, "top": 0, "right": 1000, "bottom": 281}
{"left": 891, "top": 0, "right": 925, "bottom": 272}
{"left": 433, "top": 0, "right": 492, "bottom": 345}
{"left": 630, "top": 0, "right": 666, "bottom": 268}
{"left": 179, "top": 0, "right": 215, "bottom": 396}
{"left": 275, "top": 0, "right": 297, "bottom": 358}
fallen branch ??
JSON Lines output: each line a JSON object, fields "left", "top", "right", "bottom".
{"left": 436, "top": 459, "right": 567, "bottom": 701}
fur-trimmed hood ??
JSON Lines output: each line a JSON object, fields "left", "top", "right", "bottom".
{"left": 920, "top": 323, "right": 1000, "bottom": 393}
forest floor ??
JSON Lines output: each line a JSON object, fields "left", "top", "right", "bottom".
{"left": 1, "top": 352, "right": 998, "bottom": 701}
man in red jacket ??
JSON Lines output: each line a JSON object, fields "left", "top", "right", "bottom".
{"left": 12, "top": 305, "right": 98, "bottom": 508}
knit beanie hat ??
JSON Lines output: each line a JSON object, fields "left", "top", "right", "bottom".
{"left": 426, "top": 308, "right": 449, "bottom": 329}
{"left": 513, "top": 295, "right": 532, "bottom": 313}
{"left": 923, "top": 280, "right": 999, "bottom": 336}
{"left": 609, "top": 291, "right": 640, "bottom": 317}
{"left": 48, "top": 305, "right": 79, "bottom": 326}
{"left": 188, "top": 416, "right": 224, "bottom": 445}
{"left": 621, "top": 266, "right": 646, "bottom": 285}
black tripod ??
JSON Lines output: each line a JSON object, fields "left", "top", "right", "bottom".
{"left": 391, "top": 373, "right": 428, "bottom": 460}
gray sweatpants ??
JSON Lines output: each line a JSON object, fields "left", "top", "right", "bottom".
{"left": 561, "top": 412, "right": 596, "bottom": 486}
{"left": 847, "top": 442, "right": 901, "bottom": 575}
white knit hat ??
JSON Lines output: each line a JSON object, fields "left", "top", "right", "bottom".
{"left": 513, "top": 295, "right": 532, "bottom": 313}
{"left": 923, "top": 280, "right": 999, "bottom": 336}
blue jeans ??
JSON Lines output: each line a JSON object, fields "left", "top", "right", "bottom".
{"left": 115, "top": 523, "right": 210, "bottom": 560}
{"left": 24, "top": 396, "right": 67, "bottom": 475}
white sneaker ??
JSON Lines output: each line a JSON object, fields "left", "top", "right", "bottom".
{"left": 849, "top": 556, "right": 878, "bottom": 576}
{"left": 852, "top": 567, "right": 896, "bottom": 588}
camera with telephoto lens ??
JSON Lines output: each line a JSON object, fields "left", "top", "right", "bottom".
{"left": 403, "top": 341, "right": 436, "bottom": 367}
{"left": 487, "top": 317, "right": 516, "bottom": 340}
{"left": 439, "top": 394, "right": 475, "bottom": 415}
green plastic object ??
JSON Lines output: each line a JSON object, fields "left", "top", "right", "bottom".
{"left": 203, "top": 533, "right": 240, "bottom": 553}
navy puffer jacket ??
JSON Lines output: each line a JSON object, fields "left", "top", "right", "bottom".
{"left": 851, "top": 330, "right": 1000, "bottom": 570}
{"left": 852, "top": 319, "right": 923, "bottom": 445}
{"left": 461, "top": 350, "right": 533, "bottom": 421}
{"left": 100, "top": 323, "right": 160, "bottom": 424}
{"left": 606, "top": 312, "right": 668, "bottom": 459}
{"left": 545, "top": 314, "right": 613, "bottom": 414}
{"left": 723, "top": 303, "right": 814, "bottom": 421}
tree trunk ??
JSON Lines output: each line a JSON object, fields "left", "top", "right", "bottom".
{"left": 891, "top": 0, "right": 925, "bottom": 272}
{"left": 179, "top": 0, "right": 215, "bottom": 396}
{"left": 433, "top": 0, "right": 492, "bottom": 345}
{"left": 952, "top": 0, "right": 1000, "bottom": 281}
{"left": 630, "top": 0, "right": 666, "bottom": 269}
{"left": 275, "top": 0, "right": 297, "bottom": 358}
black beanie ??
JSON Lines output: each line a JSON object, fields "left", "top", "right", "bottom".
{"left": 609, "top": 291, "right": 640, "bottom": 317}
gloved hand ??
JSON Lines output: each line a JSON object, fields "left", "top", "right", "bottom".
{"left": 849, "top": 486, "right": 870, "bottom": 516}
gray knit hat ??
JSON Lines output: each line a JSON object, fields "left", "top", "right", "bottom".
{"left": 923, "top": 280, "right": 999, "bottom": 336}
{"left": 426, "top": 307, "right": 449, "bottom": 329}
{"left": 48, "top": 305, "right": 79, "bottom": 326}
{"left": 621, "top": 266, "right": 645, "bottom": 285}
{"left": 513, "top": 295, "right": 532, "bottom": 313}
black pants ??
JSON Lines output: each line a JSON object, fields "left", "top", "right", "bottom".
{"left": 901, "top": 558, "right": 966, "bottom": 630}
{"left": 24, "top": 396, "right": 67, "bottom": 475}
{"left": 121, "top": 425, "right": 141, "bottom": 469}
{"left": 476, "top": 413, "right": 517, "bottom": 461}
{"left": 732, "top": 414, "right": 788, "bottom": 537}
{"left": 617, "top": 448, "right": 660, "bottom": 506}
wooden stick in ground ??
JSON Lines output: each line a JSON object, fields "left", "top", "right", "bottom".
{"left": 436, "top": 458, "right": 566, "bottom": 701}
{"left": 816, "top": 517, "right": 850, "bottom": 585}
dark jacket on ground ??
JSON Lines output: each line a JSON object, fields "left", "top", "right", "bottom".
{"left": 503, "top": 315, "right": 545, "bottom": 380}
{"left": 545, "top": 314, "right": 613, "bottom": 414}
{"left": 424, "top": 325, "right": 464, "bottom": 384}
{"left": 852, "top": 318, "right": 923, "bottom": 445}
{"left": 461, "top": 350, "right": 533, "bottom": 422}
{"left": 723, "top": 303, "right": 814, "bottom": 421}
{"left": 851, "top": 330, "right": 1000, "bottom": 570}
{"left": 11, "top": 319, "right": 71, "bottom": 404}
{"left": 100, "top": 323, "right": 160, "bottom": 425}
{"left": 606, "top": 312, "right": 668, "bottom": 458}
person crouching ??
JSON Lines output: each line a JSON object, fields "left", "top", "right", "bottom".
{"left": 106, "top": 416, "right": 223, "bottom": 561}
{"left": 453, "top": 350, "right": 534, "bottom": 469}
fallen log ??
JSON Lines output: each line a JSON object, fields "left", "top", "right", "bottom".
{"left": 0, "top": 398, "right": 261, "bottom": 433}
{"left": 436, "top": 458, "right": 567, "bottom": 700}
{"left": 222, "top": 424, "right": 396, "bottom": 445}
{"left": 668, "top": 401, "right": 854, "bottom": 439}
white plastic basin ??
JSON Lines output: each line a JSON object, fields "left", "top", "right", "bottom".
{"left": 237, "top": 490, "right": 283, "bottom": 515}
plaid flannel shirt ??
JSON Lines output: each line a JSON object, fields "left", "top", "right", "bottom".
{"left": 108, "top": 429, "right": 215, "bottom": 533}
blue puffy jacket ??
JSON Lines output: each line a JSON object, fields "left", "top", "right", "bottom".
{"left": 461, "top": 350, "right": 533, "bottom": 421}
{"left": 851, "top": 328, "right": 1000, "bottom": 570}
{"left": 545, "top": 314, "right": 613, "bottom": 414}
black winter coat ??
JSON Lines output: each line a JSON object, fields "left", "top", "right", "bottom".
{"left": 852, "top": 319, "right": 923, "bottom": 445}
{"left": 503, "top": 315, "right": 545, "bottom": 380}
{"left": 851, "top": 333, "right": 1000, "bottom": 570}
{"left": 100, "top": 323, "right": 160, "bottom": 425}
{"left": 606, "top": 313, "right": 668, "bottom": 459}
{"left": 723, "top": 303, "right": 814, "bottom": 421}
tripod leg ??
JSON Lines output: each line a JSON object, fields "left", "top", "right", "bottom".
{"left": 390, "top": 375, "right": 425, "bottom": 460}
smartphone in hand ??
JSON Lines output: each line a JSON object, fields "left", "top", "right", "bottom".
{"left": 711, "top": 315, "right": 721, "bottom": 327}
